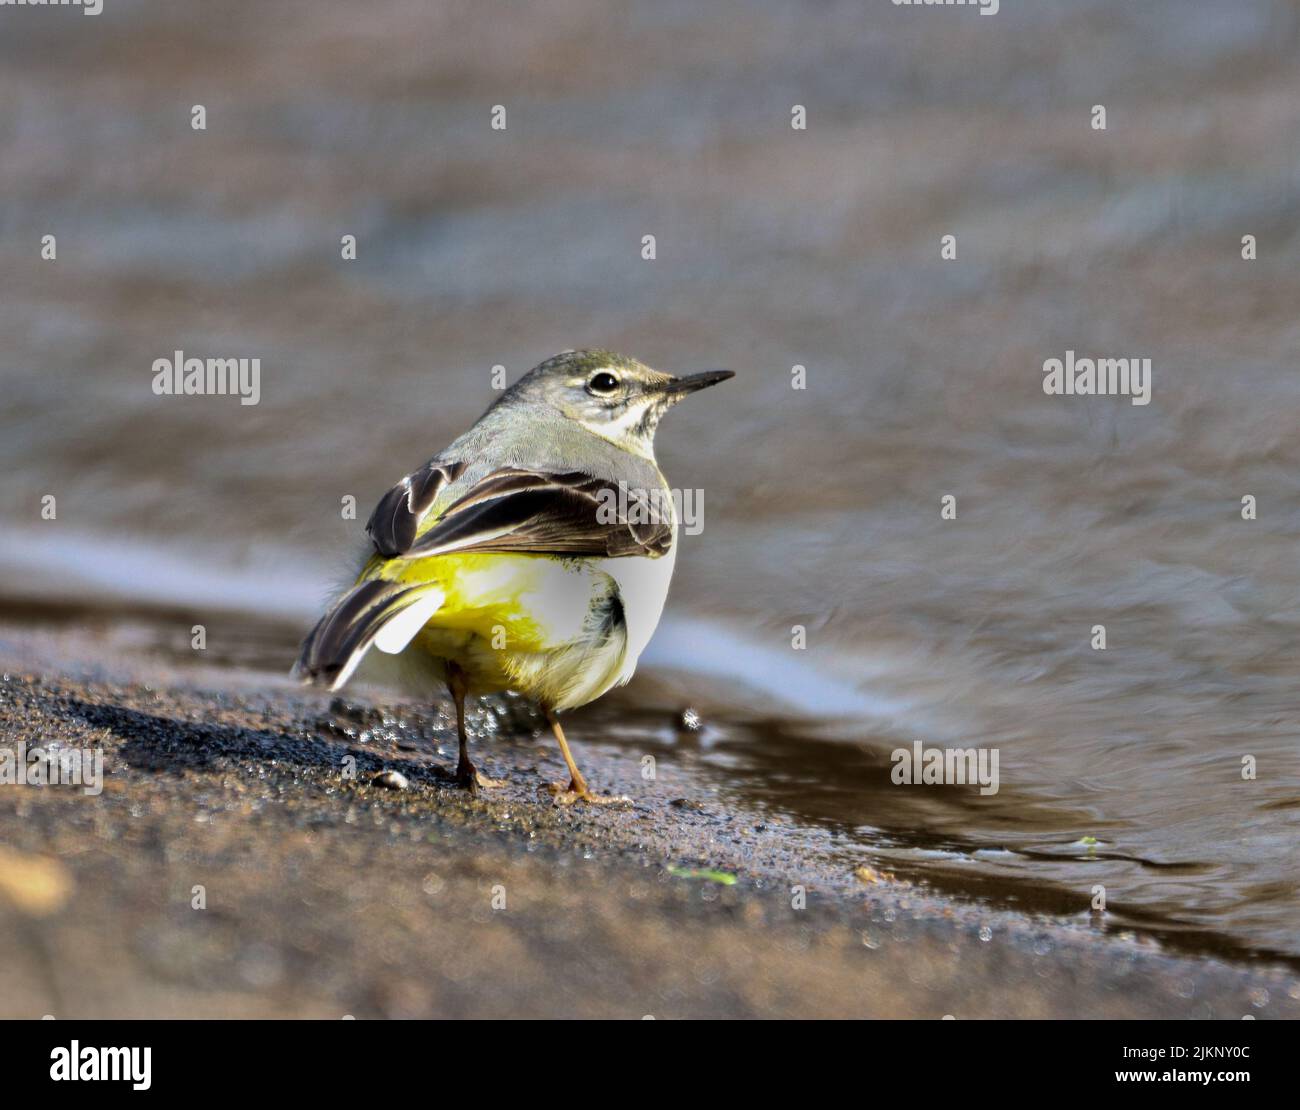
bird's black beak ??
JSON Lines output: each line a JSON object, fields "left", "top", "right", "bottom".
{"left": 659, "top": 369, "right": 735, "bottom": 396}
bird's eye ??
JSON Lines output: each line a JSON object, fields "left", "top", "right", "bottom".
{"left": 586, "top": 371, "right": 620, "bottom": 396}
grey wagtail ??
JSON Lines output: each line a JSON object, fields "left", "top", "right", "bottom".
{"left": 295, "top": 350, "right": 733, "bottom": 803}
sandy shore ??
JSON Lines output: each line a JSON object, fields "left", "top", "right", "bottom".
{"left": 1, "top": 620, "right": 1296, "bottom": 1019}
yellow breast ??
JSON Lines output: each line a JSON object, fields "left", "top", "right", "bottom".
{"left": 363, "top": 550, "right": 608, "bottom": 655}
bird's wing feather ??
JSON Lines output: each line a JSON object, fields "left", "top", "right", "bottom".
{"left": 369, "top": 465, "right": 672, "bottom": 560}
{"left": 365, "top": 460, "right": 467, "bottom": 557}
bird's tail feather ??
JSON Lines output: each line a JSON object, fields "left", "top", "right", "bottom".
{"left": 294, "top": 579, "right": 445, "bottom": 692}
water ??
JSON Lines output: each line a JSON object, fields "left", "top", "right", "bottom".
{"left": 2, "top": 0, "right": 1299, "bottom": 962}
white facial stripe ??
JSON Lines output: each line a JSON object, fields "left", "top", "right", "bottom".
{"left": 583, "top": 397, "right": 659, "bottom": 459}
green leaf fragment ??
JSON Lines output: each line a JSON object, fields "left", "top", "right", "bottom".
{"left": 668, "top": 866, "right": 737, "bottom": 885}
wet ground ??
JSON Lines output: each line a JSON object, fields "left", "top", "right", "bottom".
{"left": 2, "top": 614, "right": 1298, "bottom": 1019}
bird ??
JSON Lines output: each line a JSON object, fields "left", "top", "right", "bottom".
{"left": 295, "top": 349, "right": 733, "bottom": 803}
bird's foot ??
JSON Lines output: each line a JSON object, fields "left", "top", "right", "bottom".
{"left": 455, "top": 762, "right": 504, "bottom": 795}
{"left": 542, "top": 779, "right": 632, "bottom": 806}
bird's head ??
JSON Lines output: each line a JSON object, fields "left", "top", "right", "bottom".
{"left": 499, "top": 349, "right": 733, "bottom": 459}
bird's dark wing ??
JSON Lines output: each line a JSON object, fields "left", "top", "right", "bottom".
{"left": 368, "top": 465, "right": 672, "bottom": 560}
{"left": 365, "top": 460, "right": 467, "bottom": 557}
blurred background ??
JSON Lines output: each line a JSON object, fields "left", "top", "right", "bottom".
{"left": 1, "top": 0, "right": 1299, "bottom": 962}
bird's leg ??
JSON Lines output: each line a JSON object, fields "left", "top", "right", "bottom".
{"left": 542, "top": 707, "right": 630, "bottom": 806}
{"left": 447, "top": 662, "right": 502, "bottom": 793}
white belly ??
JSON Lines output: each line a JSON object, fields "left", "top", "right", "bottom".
{"left": 597, "top": 538, "right": 678, "bottom": 688}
